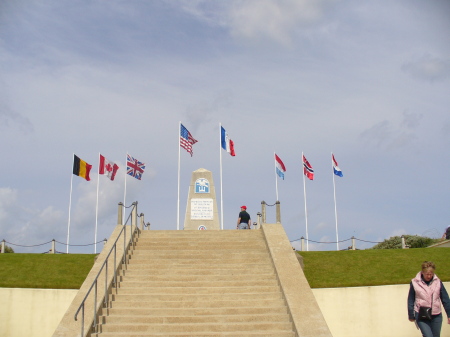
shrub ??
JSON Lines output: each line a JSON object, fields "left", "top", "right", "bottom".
{"left": 372, "top": 235, "right": 440, "bottom": 249}
{"left": 2, "top": 244, "right": 14, "bottom": 253}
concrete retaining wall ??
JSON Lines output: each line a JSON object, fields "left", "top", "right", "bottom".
{"left": 0, "top": 288, "right": 77, "bottom": 337}
{"left": 314, "top": 282, "right": 450, "bottom": 337}
{"left": 1, "top": 283, "right": 449, "bottom": 337}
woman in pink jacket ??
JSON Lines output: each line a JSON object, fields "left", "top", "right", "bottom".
{"left": 408, "top": 261, "right": 450, "bottom": 337}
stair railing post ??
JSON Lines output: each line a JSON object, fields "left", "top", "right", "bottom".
{"left": 275, "top": 201, "right": 281, "bottom": 223}
{"left": 131, "top": 202, "right": 137, "bottom": 249}
{"left": 301, "top": 237, "right": 305, "bottom": 252}
{"left": 140, "top": 213, "right": 145, "bottom": 231}
{"left": 1, "top": 240, "right": 5, "bottom": 253}
{"left": 256, "top": 212, "right": 262, "bottom": 229}
{"left": 261, "top": 201, "right": 266, "bottom": 224}
{"left": 117, "top": 202, "right": 123, "bottom": 226}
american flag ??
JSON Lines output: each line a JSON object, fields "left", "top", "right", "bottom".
{"left": 303, "top": 154, "right": 314, "bottom": 180}
{"left": 180, "top": 123, "right": 198, "bottom": 156}
{"left": 127, "top": 154, "right": 145, "bottom": 180}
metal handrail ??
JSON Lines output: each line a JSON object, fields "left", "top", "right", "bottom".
{"left": 74, "top": 202, "right": 140, "bottom": 337}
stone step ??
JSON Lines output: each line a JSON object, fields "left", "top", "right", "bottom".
{"left": 101, "top": 313, "right": 290, "bottom": 324}
{"left": 112, "top": 285, "right": 280, "bottom": 295}
{"left": 118, "top": 273, "right": 276, "bottom": 282}
{"left": 128, "top": 255, "right": 271, "bottom": 263}
{"left": 101, "top": 306, "right": 289, "bottom": 317}
{"left": 96, "top": 331, "right": 296, "bottom": 337}
{"left": 128, "top": 251, "right": 270, "bottom": 259}
{"left": 136, "top": 238, "right": 266, "bottom": 247}
{"left": 138, "top": 230, "right": 262, "bottom": 237}
{"left": 121, "top": 268, "right": 274, "bottom": 276}
{"left": 111, "top": 292, "right": 282, "bottom": 303}
{"left": 99, "top": 322, "right": 294, "bottom": 334}
{"left": 124, "top": 261, "right": 274, "bottom": 270}
{"left": 133, "top": 244, "right": 267, "bottom": 250}
{"left": 110, "top": 298, "right": 287, "bottom": 309}
{"left": 117, "top": 279, "right": 279, "bottom": 288}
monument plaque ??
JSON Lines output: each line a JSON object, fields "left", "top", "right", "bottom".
{"left": 184, "top": 168, "right": 220, "bottom": 230}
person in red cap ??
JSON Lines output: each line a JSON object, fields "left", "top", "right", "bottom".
{"left": 236, "top": 205, "right": 251, "bottom": 230}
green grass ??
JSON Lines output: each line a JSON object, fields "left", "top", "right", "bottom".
{"left": 299, "top": 248, "right": 450, "bottom": 288}
{"left": 0, "top": 254, "right": 96, "bottom": 289}
{"left": 1, "top": 248, "right": 449, "bottom": 289}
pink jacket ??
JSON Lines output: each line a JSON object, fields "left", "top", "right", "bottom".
{"left": 412, "top": 271, "right": 442, "bottom": 315}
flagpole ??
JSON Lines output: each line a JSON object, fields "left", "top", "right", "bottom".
{"left": 302, "top": 152, "right": 309, "bottom": 251}
{"left": 67, "top": 154, "right": 74, "bottom": 254}
{"left": 123, "top": 153, "right": 127, "bottom": 223}
{"left": 177, "top": 121, "right": 181, "bottom": 230}
{"left": 219, "top": 123, "right": 224, "bottom": 230}
{"left": 274, "top": 152, "right": 279, "bottom": 201}
{"left": 332, "top": 152, "right": 339, "bottom": 251}
{"left": 95, "top": 153, "right": 100, "bottom": 254}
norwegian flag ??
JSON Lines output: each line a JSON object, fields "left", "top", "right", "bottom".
{"left": 126, "top": 154, "right": 145, "bottom": 180}
{"left": 180, "top": 123, "right": 198, "bottom": 156}
{"left": 99, "top": 154, "right": 119, "bottom": 181}
{"left": 303, "top": 154, "right": 314, "bottom": 180}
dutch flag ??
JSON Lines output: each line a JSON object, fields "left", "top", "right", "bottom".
{"left": 332, "top": 153, "right": 343, "bottom": 177}
{"left": 275, "top": 153, "right": 286, "bottom": 180}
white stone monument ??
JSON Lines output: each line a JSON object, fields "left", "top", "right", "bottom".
{"left": 184, "top": 168, "right": 220, "bottom": 230}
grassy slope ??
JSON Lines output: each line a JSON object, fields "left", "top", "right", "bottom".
{"left": 0, "top": 254, "right": 96, "bottom": 289}
{"left": 299, "top": 248, "right": 450, "bottom": 288}
{"left": 0, "top": 248, "right": 449, "bottom": 289}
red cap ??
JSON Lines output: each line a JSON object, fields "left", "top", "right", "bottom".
{"left": 240, "top": 205, "right": 247, "bottom": 210}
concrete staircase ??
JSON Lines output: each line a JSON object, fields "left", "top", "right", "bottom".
{"left": 96, "top": 229, "right": 296, "bottom": 336}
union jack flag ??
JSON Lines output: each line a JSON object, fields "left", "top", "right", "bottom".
{"left": 180, "top": 123, "right": 198, "bottom": 156}
{"left": 127, "top": 154, "right": 145, "bottom": 180}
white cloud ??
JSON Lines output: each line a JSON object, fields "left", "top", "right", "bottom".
{"left": 178, "top": 0, "right": 334, "bottom": 45}
{"left": 402, "top": 55, "right": 450, "bottom": 82}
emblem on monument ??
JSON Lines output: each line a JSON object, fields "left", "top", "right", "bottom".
{"left": 195, "top": 178, "right": 210, "bottom": 193}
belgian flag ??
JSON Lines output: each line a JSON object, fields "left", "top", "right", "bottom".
{"left": 73, "top": 155, "right": 92, "bottom": 181}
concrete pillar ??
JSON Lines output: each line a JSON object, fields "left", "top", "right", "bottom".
{"left": 261, "top": 201, "right": 266, "bottom": 224}
{"left": 131, "top": 202, "right": 137, "bottom": 228}
{"left": 146, "top": 222, "right": 151, "bottom": 230}
{"left": 351, "top": 236, "right": 356, "bottom": 250}
{"left": 275, "top": 201, "right": 281, "bottom": 223}
{"left": 1, "top": 240, "right": 5, "bottom": 253}
{"left": 301, "top": 237, "right": 305, "bottom": 251}
{"left": 140, "top": 213, "right": 145, "bottom": 231}
{"left": 51, "top": 239, "right": 55, "bottom": 254}
{"left": 103, "top": 238, "right": 107, "bottom": 247}
{"left": 117, "top": 202, "right": 123, "bottom": 226}
{"left": 401, "top": 235, "right": 407, "bottom": 249}
{"left": 256, "top": 212, "right": 262, "bottom": 229}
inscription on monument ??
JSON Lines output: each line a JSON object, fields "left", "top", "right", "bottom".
{"left": 191, "top": 198, "right": 214, "bottom": 220}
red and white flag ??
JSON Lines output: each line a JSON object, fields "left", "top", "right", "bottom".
{"left": 99, "top": 154, "right": 119, "bottom": 181}
{"left": 303, "top": 154, "right": 314, "bottom": 180}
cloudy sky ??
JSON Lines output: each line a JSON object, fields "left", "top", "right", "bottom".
{"left": 1, "top": 0, "right": 449, "bottom": 253}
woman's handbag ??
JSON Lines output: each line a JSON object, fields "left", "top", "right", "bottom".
{"left": 418, "top": 306, "right": 432, "bottom": 320}
{"left": 418, "top": 294, "right": 433, "bottom": 320}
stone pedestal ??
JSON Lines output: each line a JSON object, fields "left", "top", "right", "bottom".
{"left": 184, "top": 168, "right": 220, "bottom": 230}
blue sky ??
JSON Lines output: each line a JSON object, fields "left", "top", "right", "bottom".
{"left": 1, "top": 0, "right": 449, "bottom": 253}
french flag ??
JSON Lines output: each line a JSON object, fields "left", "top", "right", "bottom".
{"left": 221, "top": 126, "right": 235, "bottom": 156}
{"left": 332, "top": 154, "right": 343, "bottom": 177}
{"left": 275, "top": 153, "right": 286, "bottom": 180}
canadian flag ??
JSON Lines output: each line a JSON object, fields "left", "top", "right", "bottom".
{"left": 99, "top": 154, "right": 119, "bottom": 181}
